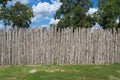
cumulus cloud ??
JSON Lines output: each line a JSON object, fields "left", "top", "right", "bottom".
{"left": 92, "top": 23, "right": 101, "bottom": 30}
{"left": 41, "top": 25, "right": 49, "bottom": 28}
{"left": 5, "top": 0, "right": 62, "bottom": 27}
{"left": 87, "top": 8, "right": 98, "bottom": 15}
{"left": 0, "top": 24, "right": 4, "bottom": 29}
{"left": 17, "top": 0, "right": 30, "bottom": 4}
{"left": 32, "top": 0, "right": 62, "bottom": 22}
{"left": 49, "top": 18, "right": 60, "bottom": 25}
{"left": 14, "top": 0, "right": 30, "bottom": 4}
{"left": 31, "top": 24, "right": 50, "bottom": 29}
{"left": 117, "top": 18, "right": 119, "bottom": 23}
{"left": 7, "top": 0, "right": 30, "bottom": 7}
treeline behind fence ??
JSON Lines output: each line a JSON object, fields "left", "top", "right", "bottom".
{"left": 0, "top": 27, "right": 120, "bottom": 65}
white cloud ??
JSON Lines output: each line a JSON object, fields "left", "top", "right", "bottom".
{"left": 32, "top": 0, "right": 62, "bottom": 22}
{"left": 4, "top": 0, "right": 62, "bottom": 27}
{"left": 14, "top": 0, "right": 30, "bottom": 4}
{"left": 6, "top": 0, "right": 30, "bottom": 8}
{"left": 92, "top": 23, "right": 101, "bottom": 30}
{"left": 49, "top": 18, "right": 60, "bottom": 25}
{"left": 117, "top": 18, "right": 119, "bottom": 23}
{"left": 87, "top": 8, "right": 98, "bottom": 15}
{"left": 0, "top": 23, "right": 4, "bottom": 29}
{"left": 7, "top": 0, "right": 30, "bottom": 6}
{"left": 7, "top": 1, "right": 16, "bottom": 6}
{"left": 41, "top": 25, "right": 49, "bottom": 28}
{"left": 31, "top": 24, "right": 50, "bottom": 30}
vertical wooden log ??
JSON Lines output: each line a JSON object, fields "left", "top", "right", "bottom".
{"left": 62, "top": 28, "right": 65, "bottom": 64}
{"left": 2, "top": 29, "right": 5, "bottom": 65}
{"left": 44, "top": 27, "right": 47, "bottom": 65}
{"left": 33, "top": 28, "right": 37, "bottom": 65}
{"left": 106, "top": 29, "right": 110, "bottom": 64}
{"left": 70, "top": 27, "right": 74, "bottom": 64}
{"left": 37, "top": 28, "right": 41, "bottom": 65}
{"left": 109, "top": 30, "right": 112, "bottom": 64}
{"left": 2, "top": 30, "right": 4, "bottom": 65}
{"left": 114, "top": 30, "right": 118, "bottom": 63}
{"left": 83, "top": 28, "right": 86, "bottom": 64}
{"left": 40, "top": 28, "right": 43, "bottom": 65}
{"left": 15, "top": 28, "right": 18, "bottom": 65}
{"left": 7, "top": 30, "right": 10, "bottom": 65}
{"left": 55, "top": 28, "right": 60, "bottom": 64}
{"left": 29, "top": 29, "right": 32, "bottom": 65}
{"left": 31, "top": 29, "right": 34, "bottom": 64}
{"left": 35, "top": 28, "right": 38, "bottom": 65}
{"left": 17, "top": 28, "right": 20, "bottom": 65}
{"left": 89, "top": 29, "right": 93, "bottom": 64}
{"left": 77, "top": 27, "right": 80, "bottom": 64}
{"left": 92, "top": 30, "right": 98, "bottom": 64}
{"left": 102, "top": 30, "right": 106, "bottom": 64}
{"left": 74, "top": 28, "right": 78, "bottom": 64}
{"left": 99, "top": 29, "right": 103, "bottom": 64}
{"left": 87, "top": 28, "right": 91, "bottom": 64}
{"left": 80, "top": 28, "right": 83, "bottom": 64}
{"left": 25, "top": 29, "right": 28, "bottom": 65}
{"left": 116, "top": 30, "right": 119, "bottom": 63}
{"left": 79, "top": 28, "right": 82, "bottom": 64}
{"left": 23, "top": 29, "right": 26, "bottom": 65}
{"left": 86, "top": 28, "right": 89, "bottom": 64}
{"left": 118, "top": 29, "right": 120, "bottom": 63}
{"left": 19, "top": 29, "right": 22, "bottom": 65}
{"left": 11, "top": 29, "right": 14, "bottom": 65}
{"left": 0, "top": 30, "right": 2, "bottom": 65}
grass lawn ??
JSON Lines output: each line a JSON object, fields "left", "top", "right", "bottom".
{"left": 0, "top": 64, "right": 120, "bottom": 80}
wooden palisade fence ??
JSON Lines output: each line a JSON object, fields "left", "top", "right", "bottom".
{"left": 0, "top": 27, "right": 120, "bottom": 65}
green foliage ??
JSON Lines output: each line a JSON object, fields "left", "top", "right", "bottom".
{"left": 0, "top": 6, "right": 10, "bottom": 26}
{"left": 55, "top": 0, "right": 92, "bottom": 19}
{"left": 95, "top": 0, "right": 120, "bottom": 29}
{"left": 98, "top": 0, "right": 108, "bottom": 10}
{"left": 0, "top": 1, "right": 34, "bottom": 28}
{"left": 9, "top": 2, "right": 34, "bottom": 28}
{"left": 55, "top": 0, "right": 94, "bottom": 29}
{"left": 0, "top": 0, "right": 12, "bottom": 27}
{"left": 0, "top": 0, "right": 11, "bottom": 7}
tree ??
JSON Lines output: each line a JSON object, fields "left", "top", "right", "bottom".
{"left": 0, "top": 0, "right": 12, "bottom": 7}
{"left": 0, "top": 6, "right": 10, "bottom": 26}
{"left": 0, "top": 1, "right": 34, "bottom": 29}
{"left": 0, "top": 0, "right": 12, "bottom": 29}
{"left": 9, "top": 2, "right": 34, "bottom": 28}
{"left": 54, "top": 0, "right": 93, "bottom": 29}
{"left": 55, "top": 0, "right": 92, "bottom": 19}
{"left": 98, "top": 0, "right": 108, "bottom": 10}
{"left": 96, "top": 0, "right": 120, "bottom": 29}
{"left": 57, "top": 6, "right": 94, "bottom": 29}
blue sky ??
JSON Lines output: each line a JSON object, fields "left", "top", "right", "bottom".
{"left": 0, "top": 0, "right": 98, "bottom": 29}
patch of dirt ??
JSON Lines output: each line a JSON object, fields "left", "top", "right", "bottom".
{"left": 45, "top": 70, "right": 54, "bottom": 73}
{"left": 45, "top": 69, "right": 65, "bottom": 73}
{"left": 27, "top": 65, "right": 42, "bottom": 67}
{"left": 29, "top": 69, "right": 37, "bottom": 73}
{"left": 116, "top": 70, "right": 120, "bottom": 74}
{"left": 109, "top": 75, "right": 120, "bottom": 80}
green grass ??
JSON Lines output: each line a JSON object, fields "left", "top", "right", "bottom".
{"left": 0, "top": 64, "right": 120, "bottom": 80}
